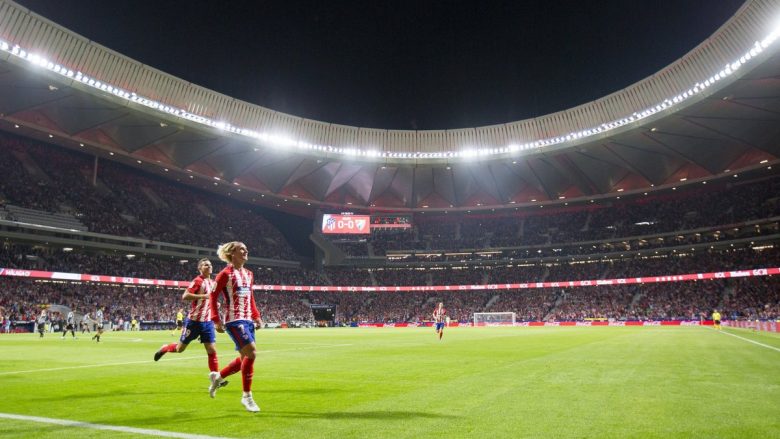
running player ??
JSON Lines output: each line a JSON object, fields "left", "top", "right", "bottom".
{"left": 37, "top": 309, "right": 47, "bottom": 338}
{"left": 61, "top": 308, "right": 77, "bottom": 339}
{"left": 154, "top": 258, "right": 228, "bottom": 390}
{"left": 207, "top": 242, "right": 262, "bottom": 412}
{"left": 81, "top": 311, "right": 91, "bottom": 334}
{"left": 712, "top": 309, "right": 722, "bottom": 330}
{"left": 432, "top": 302, "right": 447, "bottom": 340}
{"left": 91, "top": 307, "right": 105, "bottom": 342}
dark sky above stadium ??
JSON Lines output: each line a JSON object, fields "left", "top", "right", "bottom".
{"left": 17, "top": 0, "right": 745, "bottom": 130}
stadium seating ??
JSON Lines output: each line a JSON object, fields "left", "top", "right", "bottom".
{"left": 1, "top": 243, "right": 777, "bottom": 325}
{"left": 0, "top": 134, "right": 297, "bottom": 260}
{"left": 0, "top": 131, "right": 778, "bottom": 327}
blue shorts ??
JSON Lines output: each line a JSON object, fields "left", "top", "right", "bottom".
{"left": 435, "top": 322, "right": 445, "bottom": 331}
{"left": 179, "top": 319, "right": 216, "bottom": 345}
{"left": 225, "top": 320, "right": 256, "bottom": 351}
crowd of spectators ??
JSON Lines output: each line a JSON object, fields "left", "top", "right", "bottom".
{"left": 2, "top": 275, "right": 776, "bottom": 326}
{"left": 3, "top": 240, "right": 777, "bottom": 289}
{"left": 1, "top": 131, "right": 778, "bottom": 327}
{"left": 0, "top": 134, "right": 297, "bottom": 260}
{"left": 1, "top": 243, "right": 777, "bottom": 325}
{"left": 323, "top": 173, "right": 780, "bottom": 258}
{"left": 0, "top": 277, "right": 179, "bottom": 326}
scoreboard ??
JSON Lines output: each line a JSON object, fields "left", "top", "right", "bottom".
{"left": 321, "top": 214, "right": 370, "bottom": 234}
{"left": 321, "top": 213, "right": 411, "bottom": 234}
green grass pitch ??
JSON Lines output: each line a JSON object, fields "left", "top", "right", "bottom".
{"left": 0, "top": 326, "right": 778, "bottom": 438}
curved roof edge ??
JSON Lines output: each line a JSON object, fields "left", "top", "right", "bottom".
{"left": 0, "top": 0, "right": 778, "bottom": 163}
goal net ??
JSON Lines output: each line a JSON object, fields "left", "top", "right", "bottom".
{"left": 473, "top": 312, "right": 516, "bottom": 326}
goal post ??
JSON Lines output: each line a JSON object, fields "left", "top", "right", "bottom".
{"left": 473, "top": 312, "right": 516, "bottom": 326}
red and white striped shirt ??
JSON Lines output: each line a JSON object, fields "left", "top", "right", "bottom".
{"left": 432, "top": 306, "right": 447, "bottom": 323}
{"left": 210, "top": 265, "right": 260, "bottom": 324}
{"left": 186, "top": 275, "right": 215, "bottom": 322}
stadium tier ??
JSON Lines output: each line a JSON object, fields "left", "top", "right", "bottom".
{"left": 323, "top": 177, "right": 780, "bottom": 259}
{"left": 1, "top": 131, "right": 778, "bottom": 330}
{"left": 1, "top": 241, "right": 778, "bottom": 327}
{"left": 0, "top": 134, "right": 298, "bottom": 261}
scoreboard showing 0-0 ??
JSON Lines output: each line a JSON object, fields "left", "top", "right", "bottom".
{"left": 321, "top": 214, "right": 371, "bottom": 234}
{"left": 321, "top": 213, "right": 412, "bottom": 234}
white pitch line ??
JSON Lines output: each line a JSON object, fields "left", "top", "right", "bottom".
{"left": 717, "top": 329, "right": 780, "bottom": 353}
{"left": 0, "top": 355, "right": 203, "bottom": 376}
{"left": 0, "top": 413, "right": 235, "bottom": 439}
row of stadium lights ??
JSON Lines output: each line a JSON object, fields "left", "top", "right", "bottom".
{"left": 12, "top": 118, "right": 774, "bottom": 212}
{"left": 0, "top": 23, "right": 778, "bottom": 161}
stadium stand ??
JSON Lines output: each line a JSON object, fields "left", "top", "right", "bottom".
{"left": 0, "top": 134, "right": 298, "bottom": 260}
{"left": 0, "top": 132, "right": 778, "bottom": 329}
{"left": 1, "top": 241, "right": 777, "bottom": 326}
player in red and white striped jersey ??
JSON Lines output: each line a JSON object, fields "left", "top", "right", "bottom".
{"left": 208, "top": 242, "right": 263, "bottom": 412}
{"left": 154, "top": 259, "right": 227, "bottom": 389}
{"left": 433, "top": 302, "right": 447, "bottom": 340}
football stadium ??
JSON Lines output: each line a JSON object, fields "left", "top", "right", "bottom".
{"left": 0, "top": 0, "right": 779, "bottom": 437}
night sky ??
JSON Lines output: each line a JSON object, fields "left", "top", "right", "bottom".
{"left": 16, "top": 0, "right": 745, "bottom": 130}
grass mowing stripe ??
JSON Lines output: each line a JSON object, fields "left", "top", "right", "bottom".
{"left": 0, "top": 342, "right": 354, "bottom": 376}
{"left": 717, "top": 329, "right": 780, "bottom": 353}
{"left": 0, "top": 355, "right": 203, "bottom": 375}
{"left": 0, "top": 413, "right": 235, "bottom": 439}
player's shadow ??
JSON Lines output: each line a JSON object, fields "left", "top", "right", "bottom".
{"left": 263, "top": 410, "right": 459, "bottom": 420}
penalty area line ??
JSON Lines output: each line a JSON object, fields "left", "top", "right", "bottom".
{"left": 0, "top": 355, "right": 202, "bottom": 376}
{"left": 0, "top": 412, "right": 235, "bottom": 439}
{"left": 715, "top": 328, "right": 780, "bottom": 353}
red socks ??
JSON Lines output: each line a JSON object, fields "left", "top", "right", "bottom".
{"left": 241, "top": 357, "right": 255, "bottom": 392}
{"left": 207, "top": 352, "right": 219, "bottom": 372}
{"left": 161, "top": 343, "right": 178, "bottom": 353}
{"left": 219, "top": 357, "right": 242, "bottom": 379}
{"left": 216, "top": 356, "right": 255, "bottom": 391}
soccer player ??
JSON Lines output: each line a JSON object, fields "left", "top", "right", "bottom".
{"left": 81, "top": 311, "right": 91, "bottom": 334}
{"left": 154, "top": 258, "right": 228, "bottom": 389}
{"left": 0, "top": 306, "right": 9, "bottom": 334}
{"left": 432, "top": 302, "right": 447, "bottom": 340}
{"left": 172, "top": 308, "right": 184, "bottom": 336}
{"left": 91, "top": 307, "right": 105, "bottom": 342}
{"left": 62, "top": 308, "right": 77, "bottom": 339}
{"left": 37, "top": 310, "right": 47, "bottom": 338}
{"left": 131, "top": 317, "right": 139, "bottom": 331}
{"left": 712, "top": 309, "right": 722, "bottom": 330}
{"left": 207, "top": 242, "right": 262, "bottom": 412}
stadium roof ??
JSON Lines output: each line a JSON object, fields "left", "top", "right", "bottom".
{"left": 0, "top": 0, "right": 779, "bottom": 214}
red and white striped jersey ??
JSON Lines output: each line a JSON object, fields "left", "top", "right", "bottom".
{"left": 186, "top": 275, "right": 215, "bottom": 322}
{"left": 210, "top": 265, "right": 260, "bottom": 324}
{"left": 432, "top": 306, "right": 447, "bottom": 323}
